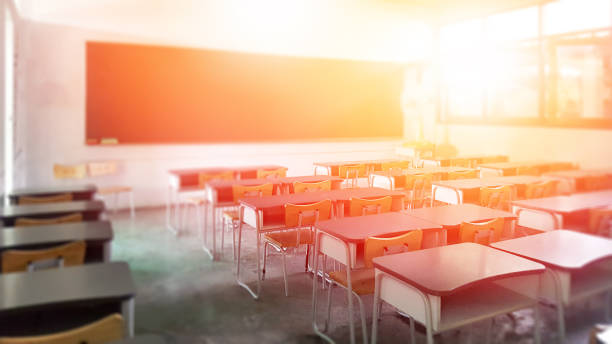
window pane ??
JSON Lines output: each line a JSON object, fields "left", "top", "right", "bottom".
{"left": 486, "top": 7, "right": 538, "bottom": 42}
{"left": 544, "top": 0, "right": 612, "bottom": 35}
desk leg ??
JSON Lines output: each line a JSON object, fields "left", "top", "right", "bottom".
{"left": 547, "top": 269, "right": 565, "bottom": 343}
{"left": 236, "top": 207, "right": 262, "bottom": 299}
{"left": 121, "top": 298, "right": 135, "bottom": 337}
{"left": 103, "top": 241, "right": 111, "bottom": 262}
{"left": 201, "top": 205, "right": 215, "bottom": 260}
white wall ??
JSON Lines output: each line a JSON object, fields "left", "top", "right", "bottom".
{"left": 14, "top": 1, "right": 429, "bottom": 208}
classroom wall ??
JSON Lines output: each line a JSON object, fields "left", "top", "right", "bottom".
{"left": 13, "top": 1, "right": 428, "bottom": 208}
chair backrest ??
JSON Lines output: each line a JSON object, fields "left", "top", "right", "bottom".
{"left": 480, "top": 185, "right": 513, "bottom": 211}
{"left": 293, "top": 180, "right": 332, "bottom": 193}
{"left": 447, "top": 170, "right": 478, "bottom": 180}
{"left": 231, "top": 183, "right": 274, "bottom": 203}
{"left": 380, "top": 161, "right": 410, "bottom": 172}
{"left": 17, "top": 193, "right": 73, "bottom": 205}
{"left": 404, "top": 173, "right": 433, "bottom": 209}
{"left": 2, "top": 241, "right": 86, "bottom": 273}
{"left": 450, "top": 158, "right": 470, "bottom": 168}
{"left": 87, "top": 161, "right": 118, "bottom": 177}
{"left": 517, "top": 166, "right": 540, "bottom": 176}
{"left": 349, "top": 196, "right": 392, "bottom": 217}
{"left": 338, "top": 164, "right": 367, "bottom": 179}
{"left": 284, "top": 199, "right": 333, "bottom": 227}
{"left": 256, "top": 168, "right": 287, "bottom": 179}
{"left": 198, "top": 171, "right": 234, "bottom": 188}
{"left": 459, "top": 218, "right": 505, "bottom": 245}
{"left": 525, "top": 180, "right": 558, "bottom": 199}
{"left": 14, "top": 213, "right": 83, "bottom": 227}
{"left": 584, "top": 175, "right": 609, "bottom": 191}
{"left": 53, "top": 164, "right": 87, "bottom": 180}
{"left": 363, "top": 230, "right": 423, "bottom": 268}
{"left": 0, "top": 313, "right": 124, "bottom": 344}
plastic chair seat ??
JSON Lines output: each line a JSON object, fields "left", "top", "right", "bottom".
{"left": 98, "top": 186, "right": 132, "bottom": 195}
{"left": 329, "top": 268, "right": 375, "bottom": 295}
{"left": 264, "top": 229, "right": 313, "bottom": 248}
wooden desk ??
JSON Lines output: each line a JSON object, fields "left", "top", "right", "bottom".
{"left": 543, "top": 168, "right": 612, "bottom": 192}
{"left": 371, "top": 243, "right": 544, "bottom": 344}
{"left": 404, "top": 203, "right": 517, "bottom": 244}
{"left": 165, "top": 165, "right": 286, "bottom": 234}
{"left": 512, "top": 190, "right": 612, "bottom": 230}
{"left": 370, "top": 167, "right": 477, "bottom": 190}
{"left": 201, "top": 175, "right": 343, "bottom": 260}
{"left": 0, "top": 221, "right": 113, "bottom": 263}
{"left": 478, "top": 161, "right": 574, "bottom": 177}
{"left": 492, "top": 230, "right": 612, "bottom": 342}
{"left": 0, "top": 262, "right": 136, "bottom": 337}
{"left": 236, "top": 187, "right": 405, "bottom": 299}
{"left": 0, "top": 200, "right": 105, "bottom": 226}
{"left": 6, "top": 184, "right": 97, "bottom": 204}
{"left": 420, "top": 155, "right": 508, "bottom": 168}
{"left": 313, "top": 159, "right": 410, "bottom": 177}
{"left": 431, "top": 176, "right": 542, "bottom": 205}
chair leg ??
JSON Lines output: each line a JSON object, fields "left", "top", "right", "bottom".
{"left": 355, "top": 293, "right": 368, "bottom": 344}
{"left": 232, "top": 221, "right": 237, "bottom": 262}
{"left": 305, "top": 244, "right": 310, "bottom": 272}
{"left": 322, "top": 255, "right": 327, "bottom": 289}
{"left": 409, "top": 316, "right": 415, "bottom": 344}
{"left": 282, "top": 249, "right": 289, "bottom": 297}
{"left": 325, "top": 282, "right": 333, "bottom": 332}
{"left": 262, "top": 242, "right": 269, "bottom": 279}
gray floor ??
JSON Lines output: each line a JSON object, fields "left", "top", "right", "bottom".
{"left": 109, "top": 207, "right": 608, "bottom": 344}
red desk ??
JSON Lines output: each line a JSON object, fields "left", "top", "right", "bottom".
{"left": 512, "top": 190, "right": 612, "bottom": 231}
{"left": 543, "top": 168, "right": 612, "bottom": 192}
{"left": 492, "top": 230, "right": 612, "bottom": 342}
{"left": 165, "top": 165, "right": 286, "bottom": 234}
{"left": 370, "top": 167, "right": 477, "bottom": 190}
{"left": 371, "top": 243, "right": 544, "bottom": 344}
{"left": 431, "top": 176, "right": 542, "bottom": 205}
{"left": 420, "top": 155, "right": 508, "bottom": 168}
{"left": 313, "top": 159, "right": 410, "bottom": 177}
{"left": 236, "top": 187, "right": 405, "bottom": 299}
{"left": 404, "top": 204, "right": 517, "bottom": 244}
{"left": 478, "top": 161, "right": 574, "bottom": 177}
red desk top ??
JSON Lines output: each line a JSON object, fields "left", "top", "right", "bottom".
{"left": 372, "top": 242, "right": 545, "bottom": 296}
{"left": 479, "top": 161, "right": 573, "bottom": 170}
{"left": 316, "top": 212, "right": 442, "bottom": 244}
{"left": 432, "top": 176, "right": 542, "bottom": 190}
{"left": 544, "top": 168, "right": 612, "bottom": 179}
{"left": 313, "top": 159, "right": 409, "bottom": 168}
{"left": 423, "top": 155, "right": 507, "bottom": 162}
{"left": 491, "top": 230, "right": 612, "bottom": 270}
{"left": 239, "top": 187, "right": 405, "bottom": 210}
{"left": 512, "top": 190, "right": 612, "bottom": 214}
{"left": 371, "top": 167, "right": 476, "bottom": 178}
{"left": 207, "top": 175, "right": 343, "bottom": 189}
{"left": 168, "top": 165, "right": 286, "bottom": 176}
{"left": 403, "top": 204, "right": 516, "bottom": 227}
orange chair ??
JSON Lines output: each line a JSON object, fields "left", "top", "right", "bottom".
{"left": 517, "top": 166, "right": 540, "bottom": 176}
{"left": 349, "top": 196, "right": 392, "bottom": 217}
{"left": 525, "top": 180, "right": 558, "bottom": 199}
{"left": 588, "top": 207, "right": 612, "bottom": 237}
{"left": 293, "top": 180, "right": 332, "bottom": 193}
{"left": 339, "top": 164, "right": 367, "bottom": 188}
{"left": 447, "top": 170, "right": 478, "bottom": 180}
{"left": 257, "top": 168, "right": 287, "bottom": 179}
{"left": 317, "top": 230, "right": 423, "bottom": 343}
{"left": 2, "top": 241, "right": 86, "bottom": 273}
{"left": 0, "top": 313, "right": 124, "bottom": 344}
{"left": 223, "top": 184, "right": 274, "bottom": 259}
{"left": 53, "top": 164, "right": 87, "bottom": 180}
{"left": 198, "top": 171, "right": 234, "bottom": 188}
{"left": 450, "top": 158, "right": 470, "bottom": 168}
{"left": 480, "top": 185, "right": 514, "bottom": 211}
{"left": 14, "top": 213, "right": 83, "bottom": 227}
{"left": 584, "top": 175, "right": 609, "bottom": 191}
{"left": 17, "top": 193, "right": 73, "bottom": 205}
{"left": 380, "top": 161, "right": 410, "bottom": 172}
{"left": 262, "top": 199, "right": 332, "bottom": 296}
{"left": 87, "top": 161, "right": 135, "bottom": 218}
{"left": 404, "top": 173, "right": 432, "bottom": 209}
{"left": 459, "top": 218, "right": 505, "bottom": 245}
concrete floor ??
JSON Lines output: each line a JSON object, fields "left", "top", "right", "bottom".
{"left": 109, "top": 207, "right": 608, "bottom": 344}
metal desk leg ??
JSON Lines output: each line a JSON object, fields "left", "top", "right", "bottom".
{"left": 121, "top": 298, "right": 135, "bottom": 337}
{"left": 236, "top": 206, "right": 262, "bottom": 299}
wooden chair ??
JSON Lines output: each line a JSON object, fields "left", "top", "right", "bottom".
{"left": 223, "top": 184, "right": 274, "bottom": 259}
{"left": 17, "top": 193, "right": 73, "bottom": 205}
{"left": 53, "top": 164, "right": 87, "bottom": 180}
{"left": 315, "top": 230, "right": 423, "bottom": 344}
{"left": 262, "top": 199, "right": 332, "bottom": 296}
{"left": 14, "top": 213, "right": 83, "bottom": 227}
{"left": 525, "top": 180, "right": 557, "bottom": 199}
{"left": 447, "top": 170, "right": 478, "bottom": 180}
{"left": 459, "top": 218, "right": 505, "bottom": 245}
{"left": 404, "top": 173, "right": 432, "bottom": 209}
{"left": 293, "top": 180, "right": 332, "bottom": 193}
{"left": 87, "top": 161, "right": 134, "bottom": 218}
{"left": 339, "top": 164, "right": 366, "bottom": 188}
{"left": 517, "top": 166, "right": 540, "bottom": 176}
{"left": 257, "top": 168, "right": 287, "bottom": 179}
{"left": 589, "top": 207, "right": 612, "bottom": 237}
{"left": 349, "top": 196, "right": 392, "bottom": 217}
{"left": 480, "top": 185, "right": 514, "bottom": 211}
{"left": 0, "top": 313, "right": 124, "bottom": 344}
{"left": 2, "top": 241, "right": 86, "bottom": 273}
